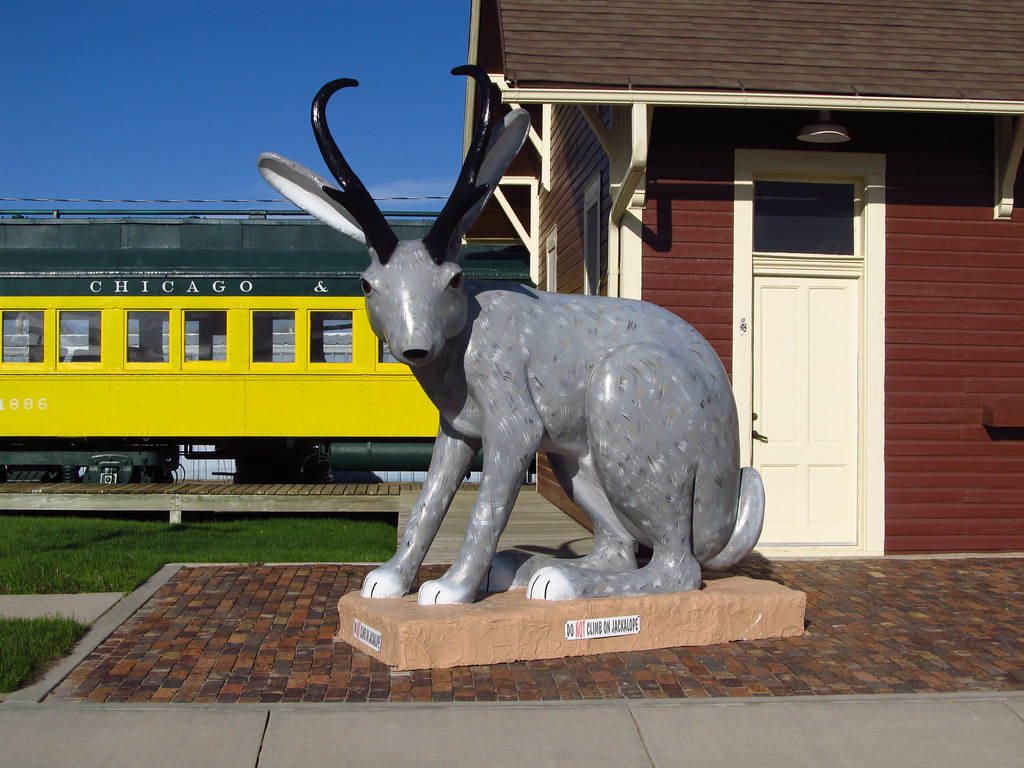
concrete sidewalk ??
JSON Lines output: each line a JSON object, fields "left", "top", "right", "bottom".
{"left": 2, "top": 693, "right": 1023, "bottom": 767}
{"left": 0, "top": 592, "right": 123, "bottom": 623}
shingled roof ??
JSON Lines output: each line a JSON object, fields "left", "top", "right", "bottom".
{"left": 491, "top": 0, "right": 1024, "bottom": 103}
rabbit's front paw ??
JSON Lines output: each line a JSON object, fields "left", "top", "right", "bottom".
{"left": 417, "top": 578, "right": 476, "bottom": 605}
{"left": 526, "top": 566, "right": 580, "bottom": 600}
{"left": 482, "top": 550, "right": 533, "bottom": 592}
{"left": 360, "top": 566, "right": 410, "bottom": 599}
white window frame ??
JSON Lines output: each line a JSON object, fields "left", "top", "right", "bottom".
{"left": 545, "top": 227, "right": 558, "bottom": 292}
{"left": 583, "top": 176, "right": 602, "bottom": 295}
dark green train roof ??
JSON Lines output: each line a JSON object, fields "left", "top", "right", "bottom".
{"left": 0, "top": 218, "right": 530, "bottom": 281}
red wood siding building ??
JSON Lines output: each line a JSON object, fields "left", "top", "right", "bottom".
{"left": 470, "top": 0, "right": 1024, "bottom": 555}
{"left": 884, "top": 117, "right": 1024, "bottom": 552}
{"left": 640, "top": 109, "right": 1024, "bottom": 552}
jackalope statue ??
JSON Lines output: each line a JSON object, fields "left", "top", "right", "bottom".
{"left": 259, "top": 66, "right": 764, "bottom": 605}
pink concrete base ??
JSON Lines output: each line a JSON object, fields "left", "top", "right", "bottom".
{"left": 335, "top": 576, "right": 806, "bottom": 670}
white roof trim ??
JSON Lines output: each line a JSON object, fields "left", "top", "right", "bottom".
{"left": 499, "top": 85, "right": 1024, "bottom": 115}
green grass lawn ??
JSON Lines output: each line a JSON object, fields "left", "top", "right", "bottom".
{"left": 0, "top": 616, "right": 89, "bottom": 693}
{"left": 0, "top": 513, "right": 396, "bottom": 693}
{"left": 0, "top": 514, "right": 396, "bottom": 595}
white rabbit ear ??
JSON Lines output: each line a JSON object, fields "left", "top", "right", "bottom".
{"left": 478, "top": 109, "right": 531, "bottom": 188}
{"left": 424, "top": 67, "right": 533, "bottom": 262}
{"left": 257, "top": 152, "right": 366, "bottom": 244}
{"left": 450, "top": 109, "right": 532, "bottom": 240}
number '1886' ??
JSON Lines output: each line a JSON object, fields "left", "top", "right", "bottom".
{"left": 0, "top": 398, "right": 48, "bottom": 410}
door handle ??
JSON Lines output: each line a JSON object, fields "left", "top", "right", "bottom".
{"left": 752, "top": 430, "right": 769, "bottom": 443}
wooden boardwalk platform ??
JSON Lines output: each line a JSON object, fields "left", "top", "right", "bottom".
{"left": 400, "top": 486, "right": 594, "bottom": 564}
{"left": 0, "top": 481, "right": 403, "bottom": 523}
{"left": 0, "top": 482, "right": 594, "bottom": 562}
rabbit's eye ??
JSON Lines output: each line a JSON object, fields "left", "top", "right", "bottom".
{"left": 448, "top": 272, "right": 464, "bottom": 289}
{"left": 360, "top": 278, "right": 372, "bottom": 295}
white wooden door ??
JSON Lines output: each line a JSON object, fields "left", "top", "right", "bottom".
{"left": 753, "top": 275, "right": 860, "bottom": 545}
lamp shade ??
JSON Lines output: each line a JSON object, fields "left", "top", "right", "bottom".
{"left": 797, "top": 111, "right": 850, "bottom": 143}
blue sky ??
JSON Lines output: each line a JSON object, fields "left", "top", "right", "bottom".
{"left": 1, "top": 1, "right": 473, "bottom": 214}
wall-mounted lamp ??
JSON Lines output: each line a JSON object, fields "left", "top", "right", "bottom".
{"left": 797, "top": 111, "right": 850, "bottom": 143}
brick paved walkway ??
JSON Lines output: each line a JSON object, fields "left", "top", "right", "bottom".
{"left": 48, "top": 558, "right": 1023, "bottom": 703}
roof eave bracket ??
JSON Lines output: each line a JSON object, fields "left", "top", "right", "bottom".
{"left": 610, "top": 103, "right": 650, "bottom": 225}
{"left": 994, "top": 115, "right": 1024, "bottom": 219}
{"left": 578, "top": 104, "right": 615, "bottom": 155}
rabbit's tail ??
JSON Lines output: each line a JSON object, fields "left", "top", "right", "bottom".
{"left": 700, "top": 467, "right": 765, "bottom": 570}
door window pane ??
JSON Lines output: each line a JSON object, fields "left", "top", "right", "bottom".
{"left": 252, "top": 311, "right": 294, "bottom": 363}
{"left": 754, "top": 181, "right": 855, "bottom": 255}
{"left": 185, "top": 311, "right": 227, "bottom": 361}
{"left": 2, "top": 311, "right": 44, "bottom": 363}
{"left": 310, "top": 311, "right": 353, "bottom": 363}
{"left": 60, "top": 311, "right": 102, "bottom": 362}
{"left": 127, "top": 311, "right": 169, "bottom": 363}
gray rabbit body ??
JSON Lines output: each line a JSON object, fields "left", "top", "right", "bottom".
{"left": 260, "top": 67, "right": 763, "bottom": 605}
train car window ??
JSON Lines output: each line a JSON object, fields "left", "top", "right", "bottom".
{"left": 252, "top": 311, "right": 295, "bottom": 363}
{"left": 185, "top": 310, "right": 227, "bottom": 362}
{"left": 126, "top": 311, "right": 170, "bottom": 363}
{"left": 59, "top": 311, "right": 102, "bottom": 363}
{"left": 310, "top": 311, "right": 353, "bottom": 363}
{"left": 378, "top": 339, "right": 400, "bottom": 364}
{"left": 2, "top": 311, "right": 44, "bottom": 363}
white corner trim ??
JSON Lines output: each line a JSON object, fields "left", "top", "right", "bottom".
{"left": 541, "top": 104, "right": 553, "bottom": 191}
{"left": 616, "top": 209, "right": 644, "bottom": 300}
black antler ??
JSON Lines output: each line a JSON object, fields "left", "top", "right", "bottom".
{"left": 312, "top": 79, "right": 399, "bottom": 262}
{"left": 422, "top": 65, "right": 499, "bottom": 263}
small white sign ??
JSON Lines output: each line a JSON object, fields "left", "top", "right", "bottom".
{"left": 564, "top": 614, "right": 641, "bottom": 641}
{"left": 352, "top": 618, "right": 383, "bottom": 651}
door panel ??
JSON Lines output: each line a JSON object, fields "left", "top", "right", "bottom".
{"left": 753, "top": 275, "right": 859, "bottom": 545}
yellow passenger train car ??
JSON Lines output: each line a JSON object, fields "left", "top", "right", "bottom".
{"left": 0, "top": 215, "right": 529, "bottom": 483}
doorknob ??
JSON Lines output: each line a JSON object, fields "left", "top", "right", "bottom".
{"left": 751, "top": 413, "right": 768, "bottom": 441}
